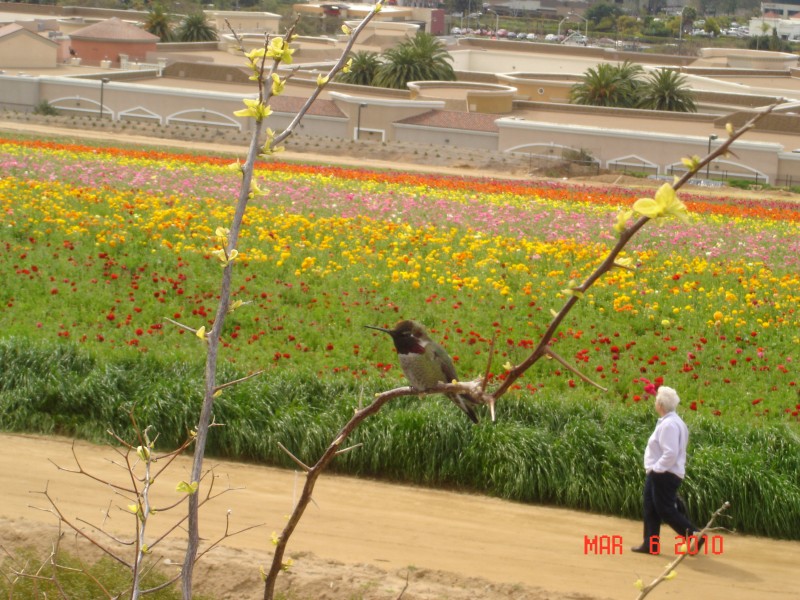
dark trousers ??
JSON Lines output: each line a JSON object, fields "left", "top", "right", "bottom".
{"left": 642, "top": 471, "right": 697, "bottom": 550}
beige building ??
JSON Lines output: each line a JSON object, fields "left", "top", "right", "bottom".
{"left": 0, "top": 23, "right": 59, "bottom": 69}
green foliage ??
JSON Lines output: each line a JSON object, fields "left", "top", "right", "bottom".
{"left": 145, "top": 4, "right": 174, "bottom": 42}
{"left": 0, "top": 339, "right": 798, "bottom": 540}
{"left": 0, "top": 546, "right": 205, "bottom": 599}
{"left": 570, "top": 61, "right": 643, "bottom": 108}
{"left": 373, "top": 32, "right": 455, "bottom": 90}
{"left": 636, "top": 68, "right": 697, "bottom": 112}
{"left": 32, "top": 100, "right": 59, "bottom": 116}
{"left": 336, "top": 50, "right": 382, "bottom": 86}
{"left": 174, "top": 13, "right": 217, "bottom": 42}
{"left": 585, "top": 2, "right": 623, "bottom": 28}
{"left": 571, "top": 62, "right": 696, "bottom": 113}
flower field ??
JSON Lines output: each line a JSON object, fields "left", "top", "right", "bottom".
{"left": 1, "top": 136, "right": 799, "bottom": 539}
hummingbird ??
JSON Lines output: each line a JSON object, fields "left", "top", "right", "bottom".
{"left": 365, "top": 320, "right": 479, "bottom": 424}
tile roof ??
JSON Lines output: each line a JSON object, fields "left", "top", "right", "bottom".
{"left": 70, "top": 17, "right": 159, "bottom": 42}
{"left": 395, "top": 110, "right": 500, "bottom": 133}
{"left": 0, "top": 23, "right": 23, "bottom": 39}
{"left": 0, "top": 23, "right": 58, "bottom": 45}
{"left": 271, "top": 95, "right": 344, "bottom": 118}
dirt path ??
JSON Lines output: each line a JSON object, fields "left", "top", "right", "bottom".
{"left": 1, "top": 433, "right": 797, "bottom": 599}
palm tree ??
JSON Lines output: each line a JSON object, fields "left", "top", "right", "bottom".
{"left": 569, "top": 61, "right": 642, "bottom": 108}
{"left": 175, "top": 13, "right": 217, "bottom": 43}
{"left": 373, "top": 32, "right": 455, "bottom": 90}
{"left": 145, "top": 5, "right": 173, "bottom": 42}
{"left": 636, "top": 68, "right": 696, "bottom": 112}
{"left": 336, "top": 51, "right": 381, "bottom": 86}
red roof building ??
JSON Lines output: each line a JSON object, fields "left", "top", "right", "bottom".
{"left": 69, "top": 17, "right": 158, "bottom": 67}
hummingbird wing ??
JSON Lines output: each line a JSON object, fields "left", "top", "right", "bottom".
{"left": 432, "top": 344, "right": 479, "bottom": 424}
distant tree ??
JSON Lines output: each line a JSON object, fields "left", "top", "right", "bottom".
{"left": 704, "top": 17, "right": 721, "bottom": 37}
{"left": 585, "top": 2, "right": 623, "bottom": 29}
{"left": 175, "top": 13, "right": 217, "bottom": 42}
{"left": 616, "top": 15, "right": 642, "bottom": 38}
{"left": 570, "top": 61, "right": 643, "bottom": 108}
{"left": 145, "top": 5, "right": 173, "bottom": 42}
{"left": 637, "top": 68, "right": 697, "bottom": 112}
{"left": 336, "top": 51, "right": 381, "bottom": 86}
{"left": 373, "top": 32, "right": 455, "bottom": 90}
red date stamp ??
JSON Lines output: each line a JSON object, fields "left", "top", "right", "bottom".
{"left": 583, "top": 534, "right": 724, "bottom": 555}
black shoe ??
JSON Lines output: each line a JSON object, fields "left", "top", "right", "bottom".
{"left": 631, "top": 544, "right": 658, "bottom": 555}
{"left": 690, "top": 532, "right": 706, "bottom": 556}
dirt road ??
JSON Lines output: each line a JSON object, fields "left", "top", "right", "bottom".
{"left": 1, "top": 433, "right": 797, "bottom": 599}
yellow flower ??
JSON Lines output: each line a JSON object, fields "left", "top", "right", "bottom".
{"left": 373, "top": 1, "right": 383, "bottom": 12}
{"left": 341, "top": 24, "right": 352, "bottom": 35}
{"left": 342, "top": 57, "right": 353, "bottom": 74}
{"left": 176, "top": 480, "right": 199, "bottom": 494}
{"left": 196, "top": 325, "right": 207, "bottom": 341}
{"left": 613, "top": 256, "right": 635, "bottom": 270}
{"left": 245, "top": 47, "right": 267, "bottom": 61}
{"left": 632, "top": 183, "right": 689, "bottom": 224}
{"left": 267, "top": 37, "right": 294, "bottom": 64}
{"left": 234, "top": 98, "right": 273, "bottom": 122}
{"left": 136, "top": 445, "right": 151, "bottom": 461}
{"left": 250, "top": 180, "right": 269, "bottom": 197}
{"left": 613, "top": 208, "right": 633, "bottom": 234}
{"left": 271, "top": 531, "right": 280, "bottom": 546}
{"left": 681, "top": 155, "right": 701, "bottom": 170}
{"left": 228, "top": 299, "right": 247, "bottom": 313}
{"left": 503, "top": 361, "right": 513, "bottom": 371}
{"left": 215, "top": 226, "right": 230, "bottom": 241}
{"left": 634, "top": 578, "right": 644, "bottom": 591}
{"left": 271, "top": 73, "right": 285, "bottom": 96}
{"left": 317, "top": 73, "right": 329, "bottom": 87}
{"left": 212, "top": 248, "right": 238, "bottom": 266}
{"left": 664, "top": 570, "right": 677, "bottom": 580}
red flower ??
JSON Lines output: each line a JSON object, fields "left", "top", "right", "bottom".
{"left": 689, "top": 401, "right": 697, "bottom": 411}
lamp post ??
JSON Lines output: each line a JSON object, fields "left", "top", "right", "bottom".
{"left": 678, "top": 6, "right": 690, "bottom": 43}
{"left": 356, "top": 102, "right": 367, "bottom": 140}
{"left": 99, "top": 77, "right": 110, "bottom": 120}
{"left": 572, "top": 12, "right": 589, "bottom": 42}
{"left": 558, "top": 13, "right": 588, "bottom": 42}
{"left": 483, "top": 5, "right": 499, "bottom": 35}
{"left": 706, "top": 134, "right": 718, "bottom": 179}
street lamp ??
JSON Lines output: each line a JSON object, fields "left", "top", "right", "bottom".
{"left": 483, "top": 5, "right": 499, "bottom": 35}
{"left": 572, "top": 12, "right": 589, "bottom": 42}
{"left": 99, "top": 77, "right": 110, "bottom": 120}
{"left": 706, "top": 134, "right": 718, "bottom": 179}
{"left": 356, "top": 102, "right": 367, "bottom": 140}
{"left": 679, "top": 6, "right": 690, "bottom": 43}
{"left": 558, "top": 12, "right": 588, "bottom": 42}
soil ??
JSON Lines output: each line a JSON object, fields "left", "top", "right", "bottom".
{"left": 2, "top": 433, "right": 799, "bottom": 600}
{"left": 1, "top": 119, "right": 798, "bottom": 599}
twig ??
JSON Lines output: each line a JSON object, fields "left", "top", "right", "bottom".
{"left": 545, "top": 348, "right": 607, "bottom": 391}
{"left": 277, "top": 442, "right": 311, "bottom": 472}
{"left": 635, "top": 501, "right": 731, "bottom": 599}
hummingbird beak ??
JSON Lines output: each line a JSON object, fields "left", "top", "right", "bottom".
{"left": 364, "top": 325, "right": 393, "bottom": 334}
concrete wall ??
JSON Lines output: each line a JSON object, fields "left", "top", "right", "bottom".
{"left": 497, "top": 118, "right": 782, "bottom": 183}
{"left": 2, "top": 71, "right": 800, "bottom": 185}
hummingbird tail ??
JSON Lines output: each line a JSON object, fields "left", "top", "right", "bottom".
{"left": 449, "top": 393, "right": 479, "bottom": 425}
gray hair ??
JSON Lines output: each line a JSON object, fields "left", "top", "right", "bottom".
{"left": 656, "top": 386, "right": 680, "bottom": 412}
